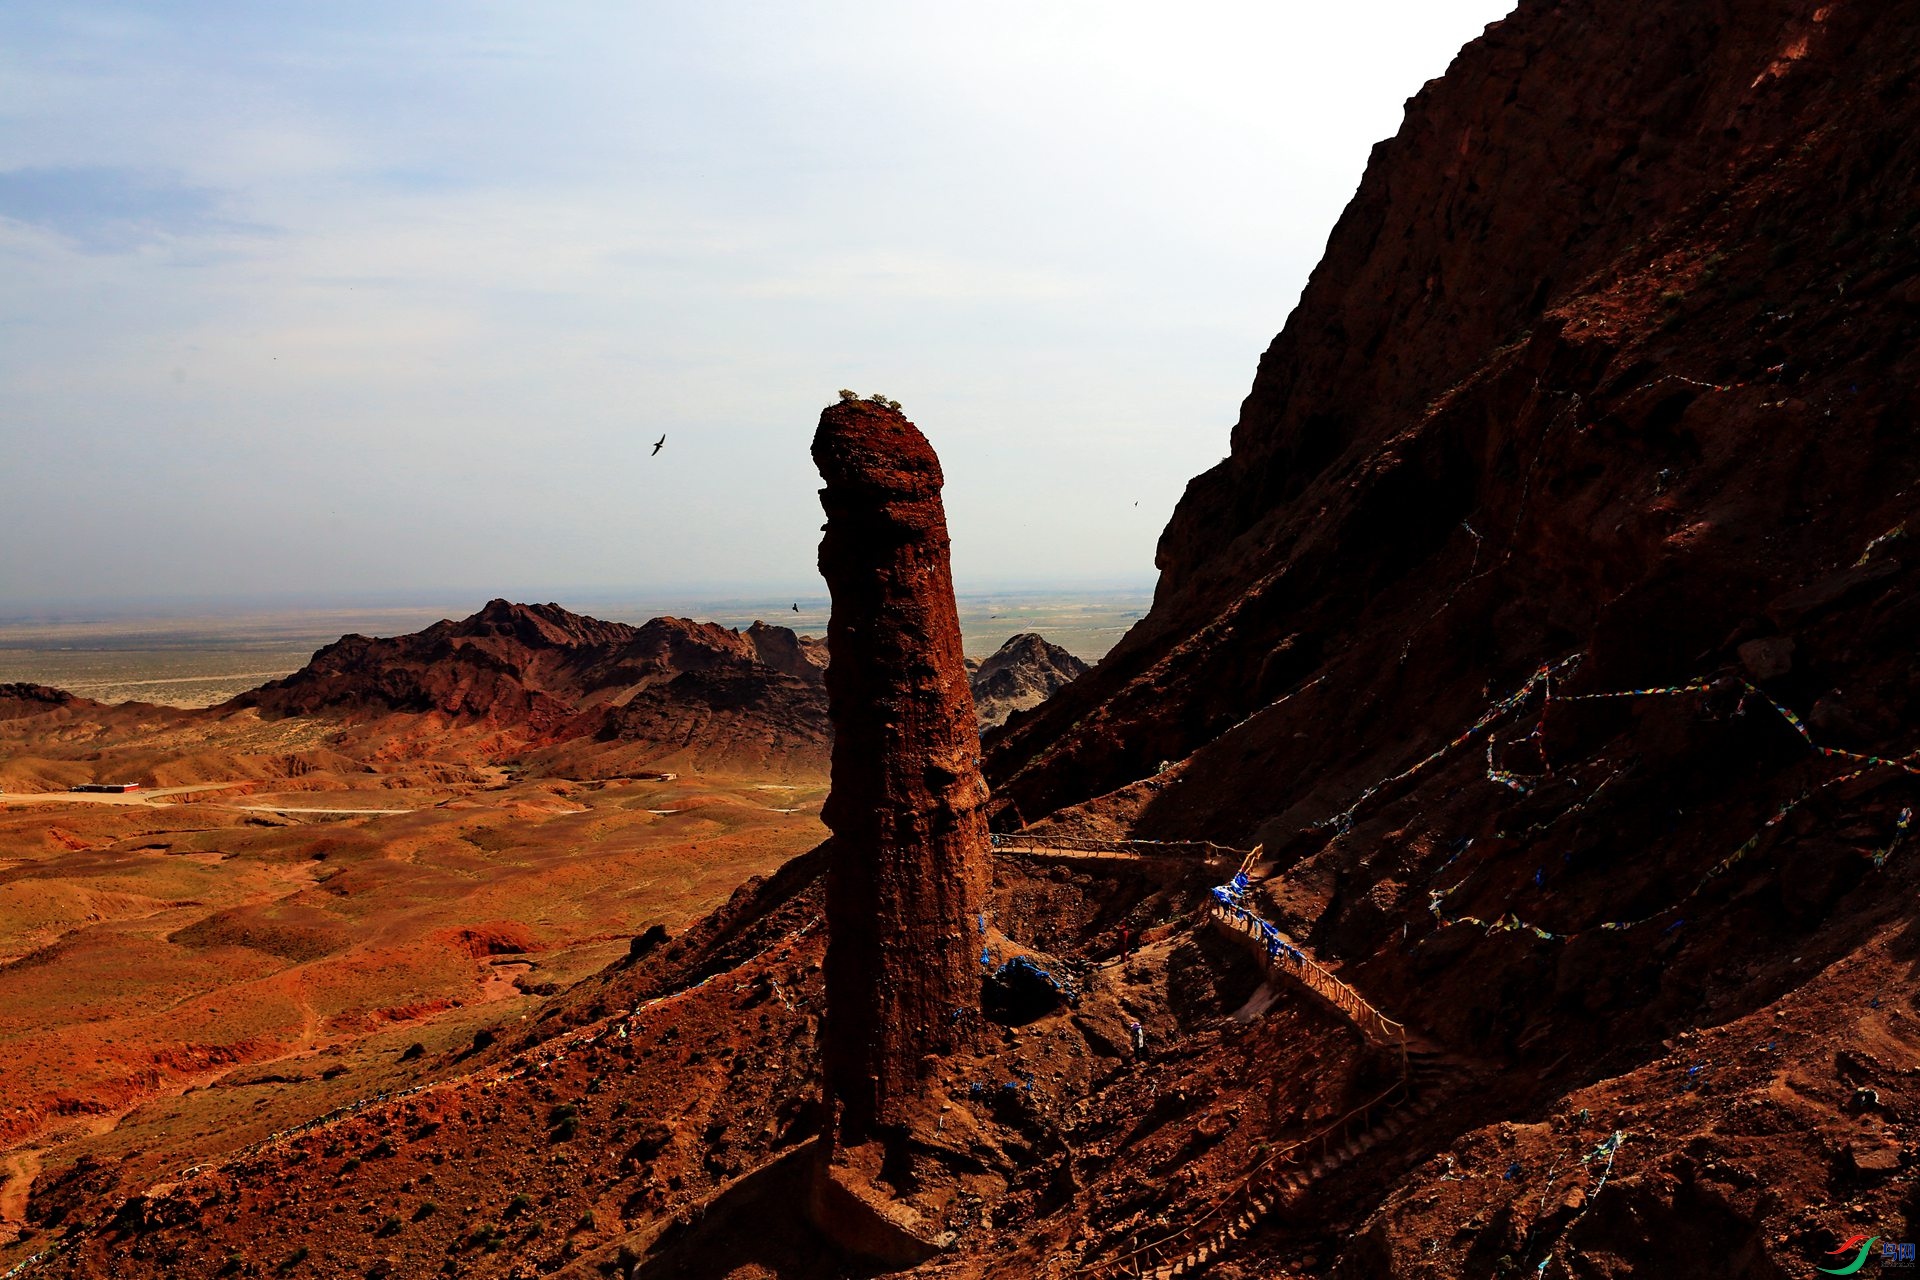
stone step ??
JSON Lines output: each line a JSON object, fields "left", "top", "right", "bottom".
{"left": 1112, "top": 1036, "right": 1468, "bottom": 1280}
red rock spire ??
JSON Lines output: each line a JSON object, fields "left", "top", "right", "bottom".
{"left": 813, "top": 398, "right": 989, "bottom": 1142}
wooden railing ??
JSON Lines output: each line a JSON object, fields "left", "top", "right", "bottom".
{"left": 989, "top": 832, "right": 1247, "bottom": 862}
{"left": 1208, "top": 902, "right": 1407, "bottom": 1049}
{"left": 990, "top": 828, "right": 1426, "bottom": 1277}
{"left": 1082, "top": 1069, "right": 1411, "bottom": 1278}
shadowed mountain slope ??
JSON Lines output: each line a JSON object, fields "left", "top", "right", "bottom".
{"left": 970, "top": 633, "right": 1090, "bottom": 729}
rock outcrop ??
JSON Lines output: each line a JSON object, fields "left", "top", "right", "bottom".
{"left": 970, "top": 633, "right": 1090, "bottom": 729}
{"left": 811, "top": 399, "right": 989, "bottom": 1145}
{"left": 0, "top": 684, "right": 99, "bottom": 721}
{"left": 230, "top": 600, "right": 831, "bottom": 768}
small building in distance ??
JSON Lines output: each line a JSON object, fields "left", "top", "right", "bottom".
{"left": 74, "top": 782, "right": 140, "bottom": 793}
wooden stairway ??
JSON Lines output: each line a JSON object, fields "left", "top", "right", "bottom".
{"left": 1207, "top": 901, "right": 1406, "bottom": 1049}
{"left": 1131, "top": 1048, "right": 1465, "bottom": 1279}
{"left": 1025, "top": 838, "right": 1463, "bottom": 1279}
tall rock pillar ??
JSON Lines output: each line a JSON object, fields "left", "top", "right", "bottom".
{"left": 813, "top": 398, "right": 989, "bottom": 1144}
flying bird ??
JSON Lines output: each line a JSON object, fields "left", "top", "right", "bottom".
{"left": 651, "top": 434, "right": 666, "bottom": 456}
{"left": 791, "top": 603, "right": 799, "bottom": 613}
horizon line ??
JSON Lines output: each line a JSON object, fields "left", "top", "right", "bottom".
{"left": 0, "top": 577, "right": 1160, "bottom": 627}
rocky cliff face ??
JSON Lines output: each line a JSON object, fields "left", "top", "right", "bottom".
{"left": 989, "top": 0, "right": 1920, "bottom": 838}
{"left": 970, "top": 634, "right": 1089, "bottom": 730}
{"left": 812, "top": 400, "right": 989, "bottom": 1148}
{"left": 972, "top": 1, "right": 1920, "bottom": 1273}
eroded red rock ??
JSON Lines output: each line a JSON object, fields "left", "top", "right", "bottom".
{"left": 812, "top": 399, "right": 990, "bottom": 1143}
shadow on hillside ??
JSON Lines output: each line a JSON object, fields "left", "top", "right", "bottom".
{"left": 595, "top": 1143, "right": 879, "bottom": 1280}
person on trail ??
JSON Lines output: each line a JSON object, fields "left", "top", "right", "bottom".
{"left": 1129, "top": 1020, "right": 1146, "bottom": 1054}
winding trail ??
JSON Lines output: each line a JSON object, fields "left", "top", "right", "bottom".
{"left": 0, "top": 783, "right": 244, "bottom": 807}
{"left": 0, "top": 1151, "right": 38, "bottom": 1245}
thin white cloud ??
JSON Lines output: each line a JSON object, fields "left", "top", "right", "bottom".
{"left": 0, "top": 0, "right": 1517, "bottom": 606}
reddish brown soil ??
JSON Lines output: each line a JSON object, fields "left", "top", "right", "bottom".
{"left": 0, "top": 669, "right": 829, "bottom": 1269}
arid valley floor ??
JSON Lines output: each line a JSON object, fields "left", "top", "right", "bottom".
{"left": 0, "top": 687, "right": 830, "bottom": 1264}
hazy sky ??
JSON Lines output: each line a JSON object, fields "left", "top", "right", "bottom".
{"left": 0, "top": 2, "right": 1514, "bottom": 610}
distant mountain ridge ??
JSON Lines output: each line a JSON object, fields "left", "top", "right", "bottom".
{"left": 969, "top": 633, "right": 1089, "bottom": 729}
{"left": 0, "top": 604, "right": 1092, "bottom": 780}
{"left": 235, "top": 599, "right": 823, "bottom": 719}
{"left": 224, "top": 601, "right": 1087, "bottom": 769}
{"left": 226, "top": 599, "right": 831, "bottom": 765}
{"left": 0, "top": 684, "right": 102, "bottom": 721}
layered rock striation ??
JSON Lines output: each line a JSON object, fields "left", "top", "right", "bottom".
{"left": 812, "top": 399, "right": 990, "bottom": 1142}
